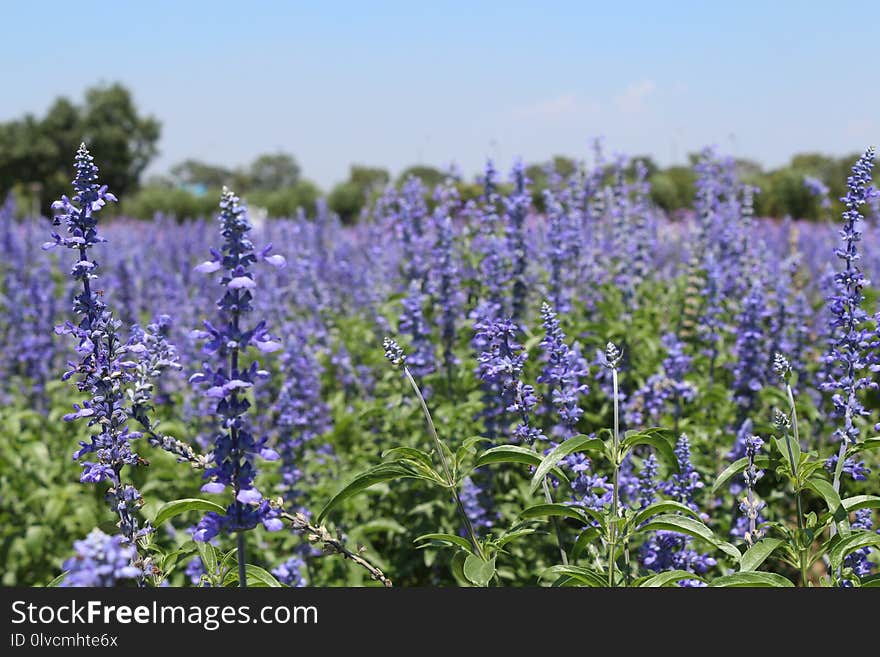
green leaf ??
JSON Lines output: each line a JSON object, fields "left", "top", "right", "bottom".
{"left": 859, "top": 574, "right": 880, "bottom": 588}
{"left": 153, "top": 498, "right": 227, "bottom": 527}
{"left": 46, "top": 571, "right": 68, "bottom": 587}
{"left": 317, "top": 461, "right": 423, "bottom": 523}
{"left": 495, "top": 528, "right": 540, "bottom": 549}
{"left": 161, "top": 548, "right": 188, "bottom": 575}
{"left": 805, "top": 478, "right": 850, "bottom": 535}
{"left": 196, "top": 542, "right": 218, "bottom": 579}
{"left": 414, "top": 533, "right": 474, "bottom": 552}
{"left": 842, "top": 495, "right": 880, "bottom": 512}
{"left": 539, "top": 565, "right": 605, "bottom": 587}
{"left": 220, "top": 548, "right": 239, "bottom": 571}
{"left": 450, "top": 550, "right": 471, "bottom": 587}
{"left": 456, "top": 436, "right": 491, "bottom": 463}
{"left": 474, "top": 445, "right": 569, "bottom": 485}
{"left": 640, "top": 514, "right": 740, "bottom": 562}
{"left": 851, "top": 436, "right": 880, "bottom": 455}
{"left": 460, "top": 435, "right": 491, "bottom": 453}
{"left": 221, "top": 564, "right": 283, "bottom": 587}
{"left": 740, "top": 538, "right": 786, "bottom": 572}
{"left": 521, "top": 503, "right": 605, "bottom": 530}
{"left": 630, "top": 500, "right": 701, "bottom": 529}
{"left": 772, "top": 434, "right": 801, "bottom": 476}
{"left": 381, "top": 447, "right": 435, "bottom": 470}
{"left": 571, "top": 527, "right": 602, "bottom": 561}
{"left": 637, "top": 570, "right": 705, "bottom": 587}
{"left": 621, "top": 429, "right": 677, "bottom": 472}
{"left": 710, "top": 572, "right": 794, "bottom": 587}
{"left": 828, "top": 531, "right": 880, "bottom": 572}
{"left": 529, "top": 435, "right": 606, "bottom": 495}
{"left": 463, "top": 554, "right": 496, "bottom": 586}
{"left": 244, "top": 565, "right": 283, "bottom": 587}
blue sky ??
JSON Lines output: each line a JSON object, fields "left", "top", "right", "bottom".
{"left": 2, "top": 1, "right": 877, "bottom": 188}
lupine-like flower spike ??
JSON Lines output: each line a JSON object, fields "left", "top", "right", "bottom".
{"left": 625, "top": 332, "right": 695, "bottom": 426}
{"left": 275, "top": 330, "right": 333, "bottom": 512}
{"left": 475, "top": 317, "right": 543, "bottom": 444}
{"left": 61, "top": 529, "right": 141, "bottom": 587}
{"left": 843, "top": 509, "right": 875, "bottom": 585}
{"left": 430, "top": 199, "right": 463, "bottom": 382}
{"left": 537, "top": 302, "right": 589, "bottom": 433}
{"left": 398, "top": 279, "right": 435, "bottom": 379}
{"left": 48, "top": 145, "right": 155, "bottom": 574}
{"left": 821, "top": 148, "right": 878, "bottom": 462}
{"left": 190, "top": 187, "right": 285, "bottom": 542}
{"left": 505, "top": 159, "right": 530, "bottom": 322}
{"left": 637, "top": 453, "right": 659, "bottom": 510}
{"left": 740, "top": 435, "right": 765, "bottom": 546}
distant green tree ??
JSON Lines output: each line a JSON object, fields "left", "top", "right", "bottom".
{"left": 247, "top": 152, "right": 301, "bottom": 191}
{"left": 761, "top": 168, "right": 819, "bottom": 219}
{"left": 80, "top": 84, "right": 161, "bottom": 199}
{"left": 649, "top": 166, "right": 695, "bottom": 212}
{"left": 0, "top": 83, "right": 160, "bottom": 214}
{"left": 323, "top": 165, "right": 391, "bottom": 223}
{"left": 328, "top": 181, "right": 367, "bottom": 224}
{"left": 169, "top": 159, "right": 236, "bottom": 189}
{"left": 397, "top": 165, "right": 445, "bottom": 188}
{"left": 349, "top": 165, "right": 390, "bottom": 191}
{"left": 734, "top": 158, "right": 764, "bottom": 180}
{"left": 120, "top": 185, "right": 220, "bottom": 221}
{"left": 249, "top": 180, "right": 321, "bottom": 217}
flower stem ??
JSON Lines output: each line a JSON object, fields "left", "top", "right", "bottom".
{"left": 403, "top": 365, "right": 484, "bottom": 560}
{"left": 784, "top": 383, "right": 809, "bottom": 586}
{"left": 237, "top": 532, "right": 247, "bottom": 588}
{"left": 608, "top": 366, "right": 620, "bottom": 587}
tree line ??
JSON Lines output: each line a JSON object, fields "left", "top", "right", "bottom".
{"left": 0, "top": 83, "right": 860, "bottom": 223}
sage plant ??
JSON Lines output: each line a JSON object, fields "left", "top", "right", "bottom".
{"left": 820, "top": 148, "right": 878, "bottom": 493}
{"left": 189, "top": 187, "right": 286, "bottom": 585}
{"left": 46, "top": 145, "right": 150, "bottom": 567}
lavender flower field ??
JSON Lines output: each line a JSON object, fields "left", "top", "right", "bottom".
{"left": 1, "top": 143, "right": 879, "bottom": 588}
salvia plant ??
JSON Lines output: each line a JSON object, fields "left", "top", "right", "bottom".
{"left": 6, "top": 142, "right": 879, "bottom": 588}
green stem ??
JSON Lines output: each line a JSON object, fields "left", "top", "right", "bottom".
{"left": 784, "top": 383, "right": 808, "bottom": 586}
{"left": 237, "top": 532, "right": 247, "bottom": 588}
{"left": 608, "top": 366, "right": 620, "bottom": 588}
{"left": 403, "top": 366, "right": 484, "bottom": 560}
{"left": 829, "top": 407, "right": 850, "bottom": 544}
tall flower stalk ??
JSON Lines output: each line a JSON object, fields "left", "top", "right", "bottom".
{"left": 603, "top": 341, "right": 622, "bottom": 586}
{"left": 505, "top": 160, "right": 530, "bottom": 323}
{"left": 46, "top": 144, "right": 150, "bottom": 577}
{"left": 740, "top": 434, "right": 765, "bottom": 547}
{"left": 820, "top": 148, "right": 878, "bottom": 495}
{"left": 190, "top": 187, "right": 286, "bottom": 586}
{"left": 383, "top": 338, "right": 483, "bottom": 559}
